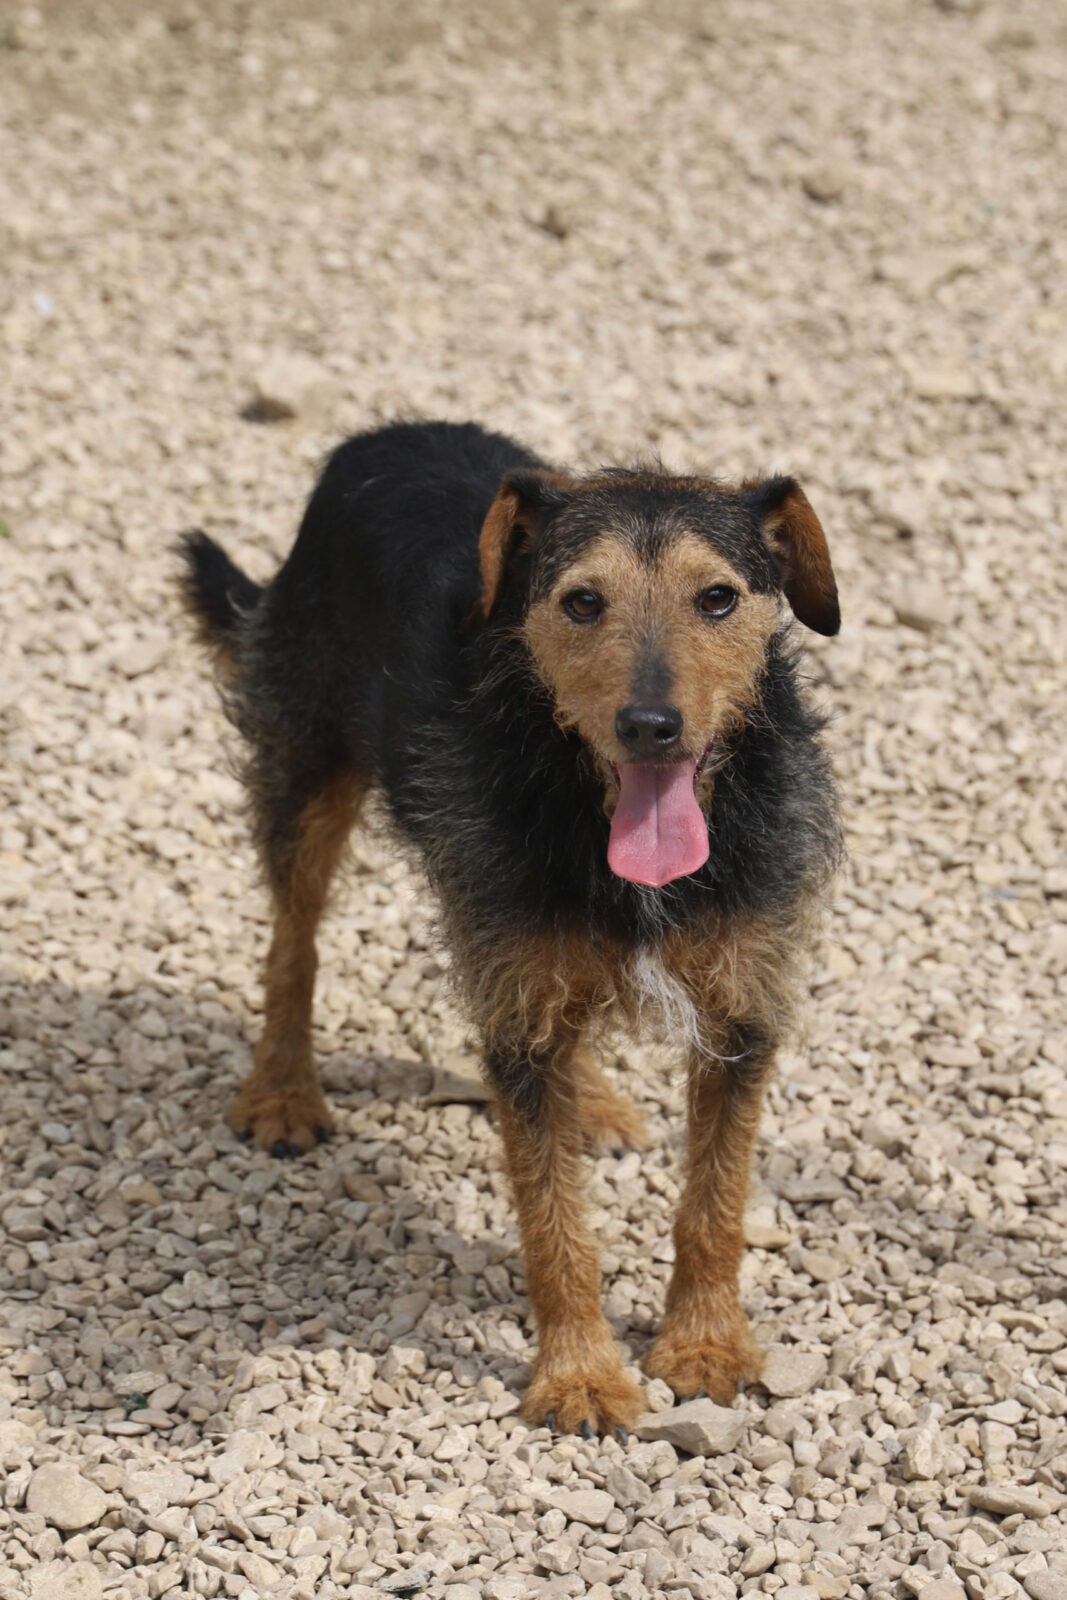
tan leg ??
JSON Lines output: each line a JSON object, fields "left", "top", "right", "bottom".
{"left": 572, "top": 1045, "right": 650, "bottom": 1155}
{"left": 490, "top": 1033, "right": 644, "bottom": 1434}
{"left": 644, "top": 1021, "right": 772, "bottom": 1401}
{"left": 227, "top": 771, "right": 367, "bottom": 1155}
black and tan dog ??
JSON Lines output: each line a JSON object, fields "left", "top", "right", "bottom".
{"left": 180, "top": 419, "right": 841, "bottom": 1436}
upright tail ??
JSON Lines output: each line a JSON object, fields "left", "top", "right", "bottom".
{"left": 178, "top": 530, "right": 263, "bottom": 664}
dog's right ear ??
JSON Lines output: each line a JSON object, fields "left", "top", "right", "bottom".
{"left": 472, "top": 469, "right": 570, "bottom": 624}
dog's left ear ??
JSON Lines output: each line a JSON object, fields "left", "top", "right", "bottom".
{"left": 743, "top": 476, "right": 840, "bottom": 636}
{"left": 474, "top": 469, "right": 570, "bottom": 623}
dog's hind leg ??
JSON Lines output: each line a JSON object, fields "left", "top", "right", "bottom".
{"left": 227, "top": 769, "right": 368, "bottom": 1157}
{"left": 643, "top": 1018, "right": 772, "bottom": 1401}
{"left": 488, "top": 1027, "right": 645, "bottom": 1436}
{"left": 572, "top": 1046, "right": 650, "bottom": 1155}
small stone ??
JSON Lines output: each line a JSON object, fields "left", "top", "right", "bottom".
{"left": 26, "top": 1464, "right": 108, "bottom": 1531}
{"left": 246, "top": 348, "right": 339, "bottom": 423}
{"left": 891, "top": 582, "right": 952, "bottom": 633}
{"left": 911, "top": 365, "right": 982, "bottom": 401}
{"left": 801, "top": 163, "right": 847, "bottom": 203}
{"left": 761, "top": 1347, "right": 829, "bottom": 1398}
{"left": 550, "top": 1487, "right": 614, "bottom": 1527}
{"left": 423, "top": 1064, "right": 492, "bottom": 1104}
{"left": 920, "top": 1582, "right": 968, "bottom": 1600}
{"left": 860, "top": 1112, "right": 908, "bottom": 1154}
{"left": 538, "top": 1540, "right": 579, "bottom": 1574}
{"left": 381, "top": 1571, "right": 435, "bottom": 1595}
{"left": 634, "top": 1397, "right": 747, "bottom": 1454}
{"left": 984, "top": 1400, "right": 1025, "bottom": 1424}
{"left": 236, "top": 1552, "right": 280, "bottom": 1589}
{"left": 643, "top": 1549, "right": 677, "bottom": 1586}
{"left": 34, "top": 1565, "right": 104, "bottom": 1600}
{"left": 603, "top": 1462, "right": 651, "bottom": 1509}
{"left": 1024, "top": 1576, "right": 1067, "bottom": 1600}
{"left": 798, "top": 1249, "right": 844, "bottom": 1282}
{"left": 745, "top": 1217, "right": 793, "bottom": 1248}
{"left": 902, "top": 1419, "right": 945, "bottom": 1481}
{"left": 969, "top": 1485, "right": 1050, "bottom": 1519}
{"left": 123, "top": 1464, "right": 198, "bottom": 1515}
{"left": 807, "top": 1575, "right": 851, "bottom": 1600}
{"left": 483, "top": 1580, "right": 529, "bottom": 1600}
{"left": 740, "top": 1545, "right": 775, "bottom": 1576}
{"left": 534, "top": 203, "right": 570, "bottom": 239}
{"left": 113, "top": 634, "right": 170, "bottom": 678}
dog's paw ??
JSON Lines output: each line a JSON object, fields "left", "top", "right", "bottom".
{"left": 579, "top": 1087, "right": 651, "bottom": 1156}
{"left": 226, "top": 1078, "right": 333, "bottom": 1157}
{"left": 522, "top": 1362, "right": 644, "bottom": 1437}
{"left": 643, "top": 1320, "right": 763, "bottom": 1405}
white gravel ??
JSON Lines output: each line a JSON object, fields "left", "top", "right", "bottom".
{"left": 1, "top": 0, "right": 1066, "bottom": 1597}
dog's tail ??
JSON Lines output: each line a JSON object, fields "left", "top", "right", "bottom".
{"left": 178, "top": 530, "right": 263, "bottom": 666}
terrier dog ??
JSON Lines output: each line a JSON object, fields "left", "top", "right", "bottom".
{"left": 180, "top": 419, "right": 841, "bottom": 1437}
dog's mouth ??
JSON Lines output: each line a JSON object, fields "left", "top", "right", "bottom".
{"left": 605, "top": 745, "right": 713, "bottom": 889}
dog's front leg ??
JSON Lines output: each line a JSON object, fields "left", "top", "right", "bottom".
{"left": 644, "top": 1020, "right": 772, "bottom": 1403}
{"left": 489, "top": 1035, "right": 644, "bottom": 1436}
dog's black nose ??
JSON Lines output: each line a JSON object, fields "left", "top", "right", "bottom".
{"left": 615, "top": 702, "right": 683, "bottom": 757}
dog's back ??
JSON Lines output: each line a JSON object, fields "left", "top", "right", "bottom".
{"left": 184, "top": 421, "right": 543, "bottom": 787}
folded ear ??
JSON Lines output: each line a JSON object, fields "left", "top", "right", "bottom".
{"left": 744, "top": 475, "right": 840, "bottom": 636}
{"left": 474, "top": 469, "right": 570, "bottom": 623}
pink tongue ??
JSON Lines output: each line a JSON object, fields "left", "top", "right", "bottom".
{"left": 607, "top": 759, "right": 709, "bottom": 888}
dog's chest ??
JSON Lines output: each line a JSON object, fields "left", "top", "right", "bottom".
{"left": 623, "top": 946, "right": 702, "bottom": 1053}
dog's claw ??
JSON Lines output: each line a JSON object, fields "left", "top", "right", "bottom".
{"left": 271, "top": 1138, "right": 299, "bottom": 1159}
{"left": 315, "top": 1124, "right": 331, "bottom": 1143}
{"left": 545, "top": 1412, "right": 557, "bottom": 1432}
{"left": 611, "top": 1147, "right": 626, "bottom": 1159}
{"left": 236, "top": 1129, "right": 252, "bottom": 1143}
{"left": 615, "top": 1425, "right": 629, "bottom": 1445}
{"left": 580, "top": 1420, "right": 595, "bottom": 1440}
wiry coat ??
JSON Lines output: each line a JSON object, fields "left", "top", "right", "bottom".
{"left": 180, "top": 417, "right": 842, "bottom": 1436}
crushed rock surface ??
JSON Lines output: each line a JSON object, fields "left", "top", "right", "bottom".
{"left": 1, "top": 1, "right": 1066, "bottom": 1597}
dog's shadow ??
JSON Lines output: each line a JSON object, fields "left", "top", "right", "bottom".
{"left": 3, "top": 971, "right": 1048, "bottom": 1438}
{"left": 0, "top": 971, "right": 548, "bottom": 1419}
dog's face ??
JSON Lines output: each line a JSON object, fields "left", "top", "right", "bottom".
{"left": 476, "top": 469, "right": 838, "bottom": 887}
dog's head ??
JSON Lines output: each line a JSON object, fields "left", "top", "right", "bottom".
{"left": 474, "top": 466, "right": 838, "bottom": 889}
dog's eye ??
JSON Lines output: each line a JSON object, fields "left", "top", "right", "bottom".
{"left": 562, "top": 589, "right": 604, "bottom": 622}
{"left": 697, "top": 585, "right": 738, "bottom": 619}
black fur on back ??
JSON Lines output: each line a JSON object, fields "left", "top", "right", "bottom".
{"left": 184, "top": 419, "right": 840, "bottom": 948}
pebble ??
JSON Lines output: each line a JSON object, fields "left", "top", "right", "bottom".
{"left": 26, "top": 1464, "right": 108, "bottom": 1531}
{"left": 247, "top": 348, "right": 339, "bottom": 424}
{"left": 550, "top": 1489, "right": 615, "bottom": 1527}
{"left": 34, "top": 1565, "right": 104, "bottom": 1600}
{"left": 919, "top": 1582, "right": 968, "bottom": 1600}
{"left": 891, "top": 581, "right": 951, "bottom": 633}
{"left": 969, "top": 1486, "right": 1051, "bottom": 1519}
{"left": 902, "top": 1418, "right": 946, "bottom": 1481}
{"left": 801, "top": 163, "right": 847, "bottom": 202}
{"left": 381, "top": 1570, "right": 435, "bottom": 1594}
{"left": 761, "top": 1348, "right": 830, "bottom": 1399}
{"left": 635, "top": 1398, "right": 747, "bottom": 1454}
{"left": 1024, "top": 1577, "right": 1067, "bottom": 1600}
{"left": 539, "top": 1541, "right": 579, "bottom": 1575}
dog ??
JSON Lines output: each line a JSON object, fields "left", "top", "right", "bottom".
{"left": 180, "top": 418, "right": 841, "bottom": 1437}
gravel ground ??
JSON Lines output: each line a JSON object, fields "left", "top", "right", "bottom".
{"left": 2, "top": 1, "right": 1066, "bottom": 1597}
